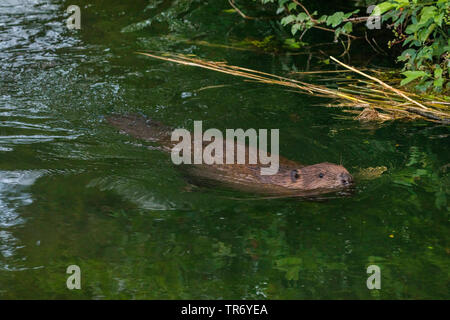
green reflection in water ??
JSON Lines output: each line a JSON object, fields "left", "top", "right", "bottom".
{"left": 0, "top": 0, "right": 448, "bottom": 299}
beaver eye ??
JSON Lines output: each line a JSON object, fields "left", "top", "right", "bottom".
{"left": 291, "top": 170, "right": 300, "bottom": 182}
{"left": 319, "top": 173, "right": 324, "bottom": 178}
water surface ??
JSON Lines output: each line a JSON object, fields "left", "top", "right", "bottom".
{"left": 0, "top": 0, "right": 448, "bottom": 299}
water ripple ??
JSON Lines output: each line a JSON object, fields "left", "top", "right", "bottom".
{"left": 0, "top": 170, "right": 44, "bottom": 264}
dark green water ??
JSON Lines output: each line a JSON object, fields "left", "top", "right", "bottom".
{"left": 0, "top": 0, "right": 448, "bottom": 299}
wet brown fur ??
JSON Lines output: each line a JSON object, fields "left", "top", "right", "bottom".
{"left": 106, "top": 114, "right": 353, "bottom": 196}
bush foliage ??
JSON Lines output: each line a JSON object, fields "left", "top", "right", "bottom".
{"left": 254, "top": 0, "right": 449, "bottom": 92}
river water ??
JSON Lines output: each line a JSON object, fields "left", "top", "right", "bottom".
{"left": 0, "top": 0, "right": 448, "bottom": 299}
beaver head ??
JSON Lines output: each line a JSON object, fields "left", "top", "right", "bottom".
{"left": 287, "top": 162, "right": 353, "bottom": 191}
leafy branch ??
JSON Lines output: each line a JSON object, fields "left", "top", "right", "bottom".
{"left": 246, "top": 0, "right": 449, "bottom": 92}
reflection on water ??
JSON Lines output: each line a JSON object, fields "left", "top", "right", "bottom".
{"left": 87, "top": 176, "right": 175, "bottom": 211}
{"left": 0, "top": 0, "right": 78, "bottom": 68}
{"left": 0, "top": 170, "right": 43, "bottom": 267}
{"left": 0, "top": 0, "right": 81, "bottom": 276}
{"left": 0, "top": 0, "right": 448, "bottom": 299}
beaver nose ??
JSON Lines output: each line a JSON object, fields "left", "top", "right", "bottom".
{"left": 340, "top": 172, "right": 353, "bottom": 185}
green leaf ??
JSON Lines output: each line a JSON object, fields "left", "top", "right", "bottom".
{"left": 344, "top": 9, "right": 359, "bottom": 19}
{"left": 397, "top": 49, "right": 416, "bottom": 62}
{"left": 418, "top": 6, "right": 437, "bottom": 26}
{"left": 281, "top": 14, "right": 296, "bottom": 26}
{"left": 433, "top": 66, "right": 444, "bottom": 88}
{"left": 287, "top": 2, "right": 297, "bottom": 11}
{"left": 405, "top": 23, "right": 419, "bottom": 34}
{"left": 396, "top": 0, "right": 410, "bottom": 8}
{"left": 374, "top": 2, "right": 396, "bottom": 15}
{"left": 317, "top": 15, "right": 327, "bottom": 23}
{"left": 418, "top": 23, "right": 436, "bottom": 42}
{"left": 343, "top": 21, "right": 353, "bottom": 34}
{"left": 326, "top": 12, "right": 345, "bottom": 27}
{"left": 434, "top": 77, "right": 444, "bottom": 89}
{"left": 296, "top": 12, "right": 308, "bottom": 22}
{"left": 283, "top": 38, "right": 301, "bottom": 49}
{"left": 291, "top": 23, "right": 302, "bottom": 35}
{"left": 402, "top": 35, "right": 416, "bottom": 47}
{"left": 434, "top": 65, "right": 443, "bottom": 79}
{"left": 400, "top": 71, "right": 429, "bottom": 85}
{"left": 415, "top": 80, "right": 433, "bottom": 92}
{"left": 434, "top": 11, "right": 445, "bottom": 26}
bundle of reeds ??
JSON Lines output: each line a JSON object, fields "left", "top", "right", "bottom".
{"left": 136, "top": 51, "right": 450, "bottom": 124}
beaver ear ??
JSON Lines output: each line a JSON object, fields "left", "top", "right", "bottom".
{"left": 290, "top": 169, "right": 300, "bottom": 182}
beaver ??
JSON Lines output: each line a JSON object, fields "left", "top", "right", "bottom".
{"left": 106, "top": 114, "right": 353, "bottom": 197}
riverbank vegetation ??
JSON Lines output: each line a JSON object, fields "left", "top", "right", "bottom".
{"left": 134, "top": 0, "right": 449, "bottom": 123}
{"left": 136, "top": 50, "right": 449, "bottom": 123}
{"left": 251, "top": 0, "right": 448, "bottom": 91}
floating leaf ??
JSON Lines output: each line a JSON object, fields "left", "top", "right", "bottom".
{"left": 356, "top": 166, "right": 388, "bottom": 180}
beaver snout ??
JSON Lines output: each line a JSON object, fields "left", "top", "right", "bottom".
{"left": 340, "top": 172, "right": 353, "bottom": 186}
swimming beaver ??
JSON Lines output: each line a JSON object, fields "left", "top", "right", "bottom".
{"left": 106, "top": 114, "right": 353, "bottom": 197}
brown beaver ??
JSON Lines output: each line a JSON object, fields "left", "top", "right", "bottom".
{"left": 106, "top": 114, "right": 353, "bottom": 197}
